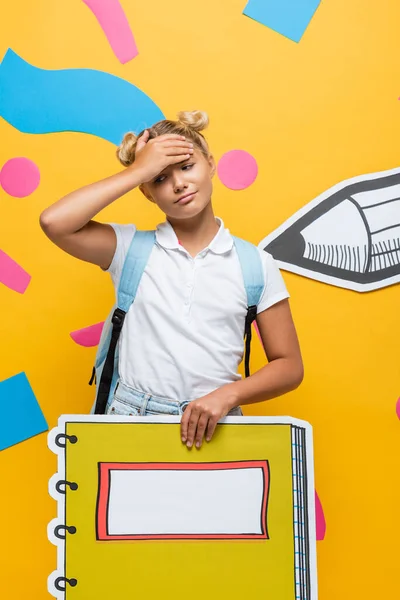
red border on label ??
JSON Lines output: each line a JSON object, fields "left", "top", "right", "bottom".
{"left": 96, "top": 461, "right": 270, "bottom": 541}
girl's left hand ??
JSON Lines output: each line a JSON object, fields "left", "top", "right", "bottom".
{"left": 180, "top": 387, "right": 236, "bottom": 448}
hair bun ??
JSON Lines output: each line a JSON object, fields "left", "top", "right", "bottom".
{"left": 116, "top": 132, "right": 138, "bottom": 167}
{"left": 176, "top": 110, "right": 209, "bottom": 133}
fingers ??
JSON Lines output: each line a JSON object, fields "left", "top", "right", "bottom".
{"left": 169, "top": 154, "right": 192, "bottom": 164}
{"left": 157, "top": 134, "right": 189, "bottom": 142}
{"left": 135, "top": 129, "right": 149, "bottom": 153}
{"left": 162, "top": 142, "right": 194, "bottom": 154}
{"left": 194, "top": 414, "right": 209, "bottom": 448}
{"left": 165, "top": 146, "right": 193, "bottom": 157}
{"left": 181, "top": 405, "right": 219, "bottom": 449}
{"left": 205, "top": 418, "right": 218, "bottom": 443}
{"left": 185, "top": 408, "right": 200, "bottom": 449}
{"left": 181, "top": 406, "right": 191, "bottom": 443}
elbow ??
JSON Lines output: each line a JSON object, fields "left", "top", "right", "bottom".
{"left": 39, "top": 209, "right": 53, "bottom": 234}
{"left": 39, "top": 209, "right": 61, "bottom": 238}
{"left": 291, "top": 360, "right": 304, "bottom": 390}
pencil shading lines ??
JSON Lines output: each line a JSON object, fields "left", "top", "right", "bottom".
{"left": 259, "top": 167, "right": 400, "bottom": 292}
{"left": 82, "top": 0, "right": 138, "bottom": 64}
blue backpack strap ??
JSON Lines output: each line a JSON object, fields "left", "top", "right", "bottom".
{"left": 117, "top": 230, "right": 156, "bottom": 311}
{"left": 232, "top": 236, "right": 264, "bottom": 378}
{"left": 94, "top": 230, "right": 156, "bottom": 414}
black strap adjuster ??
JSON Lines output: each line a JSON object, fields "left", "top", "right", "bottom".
{"left": 112, "top": 308, "right": 125, "bottom": 328}
{"left": 244, "top": 305, "right": 257, "bottom": 378}
{"left": 245, "top": 305, "right": 257, "bottom": 326}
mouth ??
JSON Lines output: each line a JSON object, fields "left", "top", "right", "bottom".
{"left": 175, "top": 192, "right": 197, "bottom": 205}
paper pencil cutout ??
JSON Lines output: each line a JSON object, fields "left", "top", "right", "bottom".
{"left": 48, "top": 415, "right": 317, "bottom": 600}
{"left": 259, "top": 166, "right": 400, "bottom": 292}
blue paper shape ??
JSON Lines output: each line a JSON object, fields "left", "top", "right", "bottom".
{"left": 0, "top": 372, "right": 48, "bottom": 451}
{"left": 243, "top": 0, "right": 321, "bottom": 43}
{"left": 0, "top": 49, "right": 165, "bottom": 145}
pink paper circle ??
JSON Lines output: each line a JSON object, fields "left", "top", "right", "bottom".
{"left": 217, "top": 150, "right": 258, "bottom": 190}
{"left": 0, "top": 157, "right": 40, "bottom": 197}
{"left": 396, "top": 397, "right": 400, "bottom": 420}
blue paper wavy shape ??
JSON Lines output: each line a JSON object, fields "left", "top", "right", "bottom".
{"left": 0, "top": 49, "right": 164, "bottom": 144}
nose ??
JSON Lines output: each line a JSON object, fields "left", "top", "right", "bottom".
{"left": 172, "top": 171, "right": 188, "bottom": 194}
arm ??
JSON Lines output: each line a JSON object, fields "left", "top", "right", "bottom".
{"left": 181, "top": 299, "right": 303, "bottom": 447}
{"left": 39, "top": 132, "right": 194, "bottom": 269}
{"left": 225, "top": 298, "right": 304, "bottom": 406}
{"left": 39, "top": 168, "right": 144, "bottom": 270}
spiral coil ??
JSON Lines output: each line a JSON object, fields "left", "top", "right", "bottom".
{"left": 54, "top": 577, "right": 78, "bottom": 591}
{"left": 52, "top": 429, "right": 81, "bottom": 593}
{"left": 55, "top": 480, "right": 78, "bottom": 494}
{"left": 55, "top": 433, "right": 78, "bottom": 448}
{"left": 54, "top": 524, "right": 77, "bottom": 540}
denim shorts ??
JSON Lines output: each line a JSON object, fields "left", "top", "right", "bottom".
{"left": 106, "top": 381, "right": 243, "bottom": 417}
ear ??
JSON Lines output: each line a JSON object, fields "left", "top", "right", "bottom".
{"left": 139, "top": 184, "right": 155, "bottom": 203}
{"left": 208, "top": 154, "right": 216, "bottom": 178}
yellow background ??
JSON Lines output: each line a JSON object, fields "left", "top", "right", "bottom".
{"left": 0, "top": 0, "right": 399, "bottom": 598}
{"left": 65, "top": 421, "right": 295, "bottom": 599}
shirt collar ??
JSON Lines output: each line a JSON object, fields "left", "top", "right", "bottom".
{"left": 155, "top": 217, "right": 234, "bottom": 255}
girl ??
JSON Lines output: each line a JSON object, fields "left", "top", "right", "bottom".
{"left": 40, "top": 110, "right": 304, "bottom": 449}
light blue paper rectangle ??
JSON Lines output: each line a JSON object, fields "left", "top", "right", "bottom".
{"left": 243, "top": 0, "right": 321, "bottom": 43}
{"left": 0, "top": 372, "right": 48, "bottom": 451}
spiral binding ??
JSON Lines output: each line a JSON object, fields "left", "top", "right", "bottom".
{"left": 54, "top": 524, "right": 77, "bottom": 539}
{"left": 55, "top": 577, "right": 78, "bottom": 591}
{"left": 52, "top": 430, "right": 81, "bottom": 594}
{"left": 55, "top": 480, "right": 79, "bottom": 494}
{"left": 55, "top": 433, "right": 78, "bottom": 448}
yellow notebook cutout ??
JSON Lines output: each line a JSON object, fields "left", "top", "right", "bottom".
{"left": 48, "top": 415, "right": 317, "bottom": 600}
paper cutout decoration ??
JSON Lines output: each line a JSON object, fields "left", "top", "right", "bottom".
{"left": 259, "top": 166, "right": 400, "bottom": 292}
{"left": 0, "top": 157, "right": 40, "bottom": 197}
{"left": 97, "top": 460, "right": 269, "bottom": 540}
{"left": 217, "top": 150, "right": 258, "bottom": 190}
{"left": 0, "top": 49, "right": 164, "bottom": 145}
{"left": 0, "top": 249, "right": 31, "bottom": 293}
{"left": 0, "top": 372, "right": 48, "bottom": 451}
{"left": 243, "top": 0, "right": 321, "bottom": 43}
{"left": 315, "top": 490, "right": 326, "bottom": 540}
{"left": 82, "top": 0, "right": 138, "bottom": 64}
{"left": 396, "top": 397, "right": 400, "bottom": 420}
{"left": 70, "top": 321, "right": 104, "bottom": 347}
{"left": 48, "top": 415, "right": 317, "bottom": 599}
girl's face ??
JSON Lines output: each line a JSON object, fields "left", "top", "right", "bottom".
{"left": 140, "top": 148, "right": 216, "bottom": 220}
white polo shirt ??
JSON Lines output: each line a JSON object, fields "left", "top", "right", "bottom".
{"left": 106, "top": 218, "right": 289, "bottom": 403}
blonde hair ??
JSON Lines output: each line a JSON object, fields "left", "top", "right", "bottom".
{"left": 116, "top": 110, "right": 210, "bottom": 167}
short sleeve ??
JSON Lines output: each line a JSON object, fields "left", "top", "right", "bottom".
{"left": 104, "top": 223, "right": 137, "bottom": 288}
{"left": 256, "top": 249, "right": 290, "bottom": 314}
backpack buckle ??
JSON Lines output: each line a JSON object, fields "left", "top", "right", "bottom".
{"left": 112, "top": 308, "right": 126, "bottom": 329}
